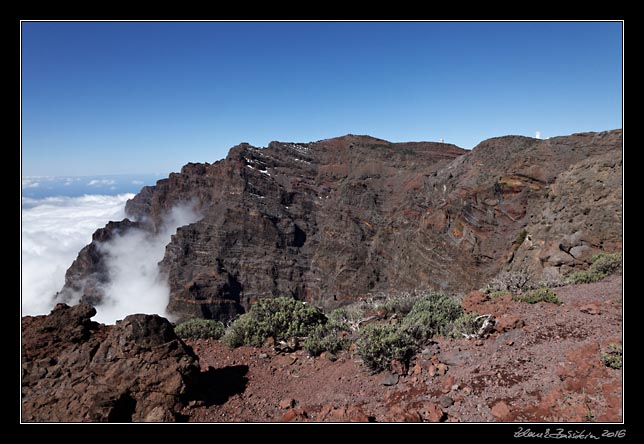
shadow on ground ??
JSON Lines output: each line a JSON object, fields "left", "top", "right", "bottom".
{"left": 191, "top": 365, "right": 249, "bottom": 406}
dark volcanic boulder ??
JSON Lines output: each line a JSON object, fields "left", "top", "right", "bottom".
{"left": 21, "top": 304, "right": 200, "bottom": 422}
{"left": 60, "top": 130, "right": 622, "bottom": 321}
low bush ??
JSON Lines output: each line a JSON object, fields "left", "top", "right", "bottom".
{"left": 303, "top": 324, "right": 350, "bottom": 357}
{"left": 538, "top": 275, "right": 566, "bottom": 288}
{"left": 378, "top": 290, "right": 424, "bottom": 316}
{"left": 489, "top": 290, "right": 511, "bottom": 298}
{"left": 601, "top": 343, "right": 622, "bottom": 369}
{"left": 567, "top": 252, "right": 622, "bottom": 285}
{"left": 222, "top": 297, "right": 326, "bottom": 348}
{"left": 567, "top": 270, "right": 606, "bottom": 285}
{"left": 514, "top": 288, "right": 562, "bottom": 305}
{"left": 486, "top": 269, "right": 535, "bottom": 294}
{"left": 356, "top": 324, "right": 417, "bottom": 372}
{"left": 401, "top": 292, "right": 463, "bottom": 343}
{"left": 326, "top": 307, "right": 363, "bottom": 332}
{"left": 589, "top": 252, "right": 622, "bottom": 275}
{"left": 174, "top": 319, "right": 225, "bottom": 340}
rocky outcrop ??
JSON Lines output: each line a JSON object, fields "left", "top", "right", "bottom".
{"left": 511, "top": 146, "right": 622, "bottom": 277}
{"left": 21, "top": 303, "right": 200, "bottom": 422}
{"left": 418, "top": 130, "right": 623, "bottom": 282}
{"left": 60, "top": 130, "right": 622, "bottom": 321}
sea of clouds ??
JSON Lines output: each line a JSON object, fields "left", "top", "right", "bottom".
{"left": 21, "top": 174, "right": 198, "bottom": 325}
{"left": 21, "top": 173, "right": 161, "bottom": 200}
{"left": 21, "top": 194, "right": 132, "bottom": 318}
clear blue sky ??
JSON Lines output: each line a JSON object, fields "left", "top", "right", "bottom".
{"left": 21, "top": 21, "right": 622, "bottom": 176}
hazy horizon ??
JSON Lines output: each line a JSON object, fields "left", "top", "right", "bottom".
{"left": 21, "top": 172, "right": 165, "bottom": 200}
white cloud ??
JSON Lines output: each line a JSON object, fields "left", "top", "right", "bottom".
{"left": 22, "top": 178, "right": 40, "bottom": 188}
{"left": 131, "top": 180, "right": 144, "bottom": 185}
{"left": 21, "top": 194, "right": 133, "bottom": 317}
{"left": 92, "top": 203, "right": 201, "bottom": 324}
{"left": 22, "top": 194, "right": 202, "bottom": 325}
{"left": 88, "top": 179, "right": 116, "bottom": 186}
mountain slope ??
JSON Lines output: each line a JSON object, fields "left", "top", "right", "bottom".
{"left": 58, "top": 130, "right": 622, "bottom": 322}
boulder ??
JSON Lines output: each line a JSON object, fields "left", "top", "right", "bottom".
{"left": 21, "top": 304, "right": 200, "bottom": 422}
{"left": 438, "top": 395, "right": 455, "bottom": 408}
{"left": 381, "top": 372, "right": 399, "bottom": 386}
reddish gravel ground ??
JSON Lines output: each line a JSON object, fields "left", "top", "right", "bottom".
{"left": 182, "top": 275, "right": 623, "bottom": 423}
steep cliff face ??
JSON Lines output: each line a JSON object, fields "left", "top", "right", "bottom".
{"left": 131, "top": 136, "right": 467, "bottom": 320}
{"left": 60, "top": 130, "right": 622, "bottom": 322}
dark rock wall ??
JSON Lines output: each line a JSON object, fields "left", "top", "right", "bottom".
{"left": 60, "top": 130, "right": 622, "bottom": 321}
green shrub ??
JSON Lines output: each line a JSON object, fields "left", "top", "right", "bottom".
{"left": 538, "top": 275, "right": 565, "bottom": 288}
{"left": 567, "top": 270, "right": 606, "bottom": 285}
{"left": 174, "top": 319, "right": 225, "bottom": 340}
{"left": 221, "top": 314, "right": 263, "bottom": 348}
{"left": 514, "top": 288, "right": 562, "bottom": 305}
{"left": 489, "top": 290, "right": 511, "bottom": 298}
{"left": 356, "top": 324, "right": 417, "bottom": 372}
{"left": 589, "top": 253, "right": 622, "bottom": 275}
{"left": 566, "top": 252, "right": 622, "bottom": 285}
{"left": 303, "top": 324, "right": 350, "bottom": 356}
{"left": 378, "top": 291, "right": 423, "bottom": 316}
{"left": 221, "top": 297, "right": 326, "bottom": 348}
{"left": 601, "top": 343, "right": 622, "bottom": 369}
{"left": 326, "top": 307, "right": 363, "bottom": 332}
{"left": 401, "top": 292, "right": 463, "bottom": 343}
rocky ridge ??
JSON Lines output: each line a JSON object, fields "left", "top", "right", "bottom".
{"left": 59, "top": 130, "right": 622, "bottom": 322}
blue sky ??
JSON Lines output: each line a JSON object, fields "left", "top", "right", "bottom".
{"left": 21, "top": 173, "right": 166, "bottom": 200}
{"left": 21, "top": 21, "right": 622, "bottom": 177}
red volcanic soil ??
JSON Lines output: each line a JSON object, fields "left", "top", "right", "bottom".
{"left": 182, "top": 275, "right": 623, "bottom": 423}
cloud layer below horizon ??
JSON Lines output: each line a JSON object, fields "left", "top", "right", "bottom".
{"left": 22, "top": 193, "right": 202, "bottom": 324}
{"left": 22, "top": 194, "right": 133, "bottom": 318}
